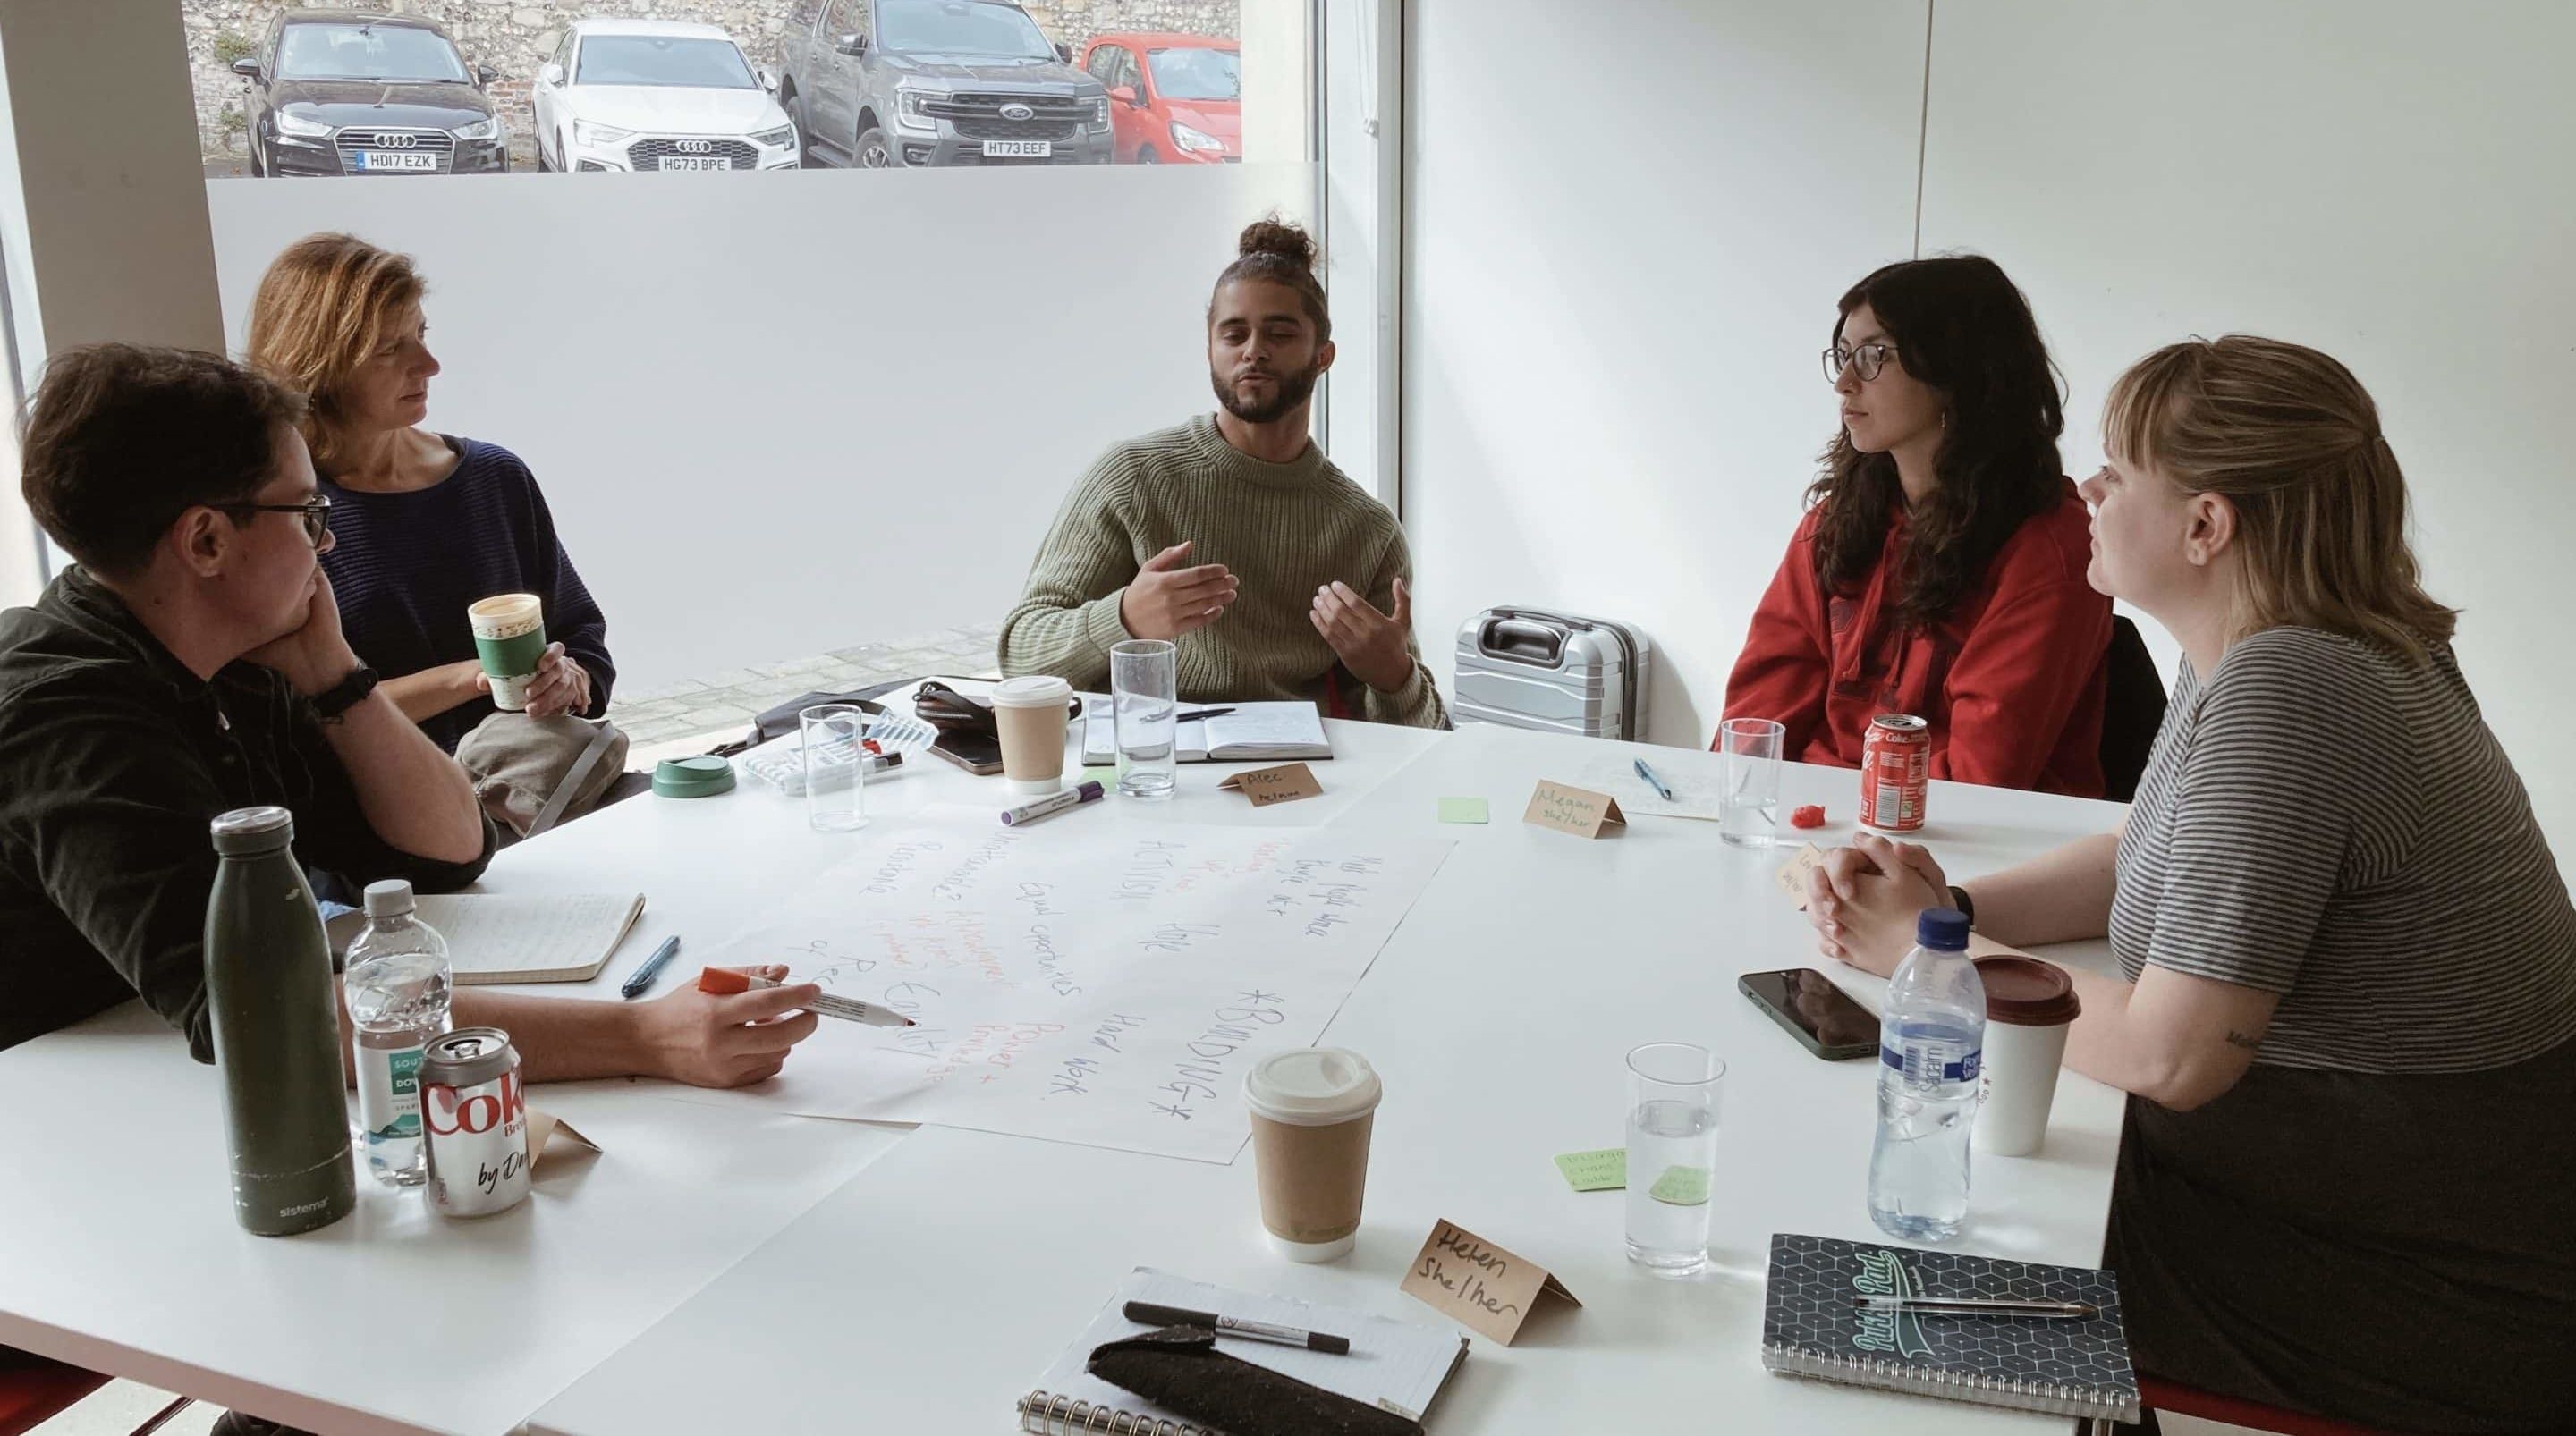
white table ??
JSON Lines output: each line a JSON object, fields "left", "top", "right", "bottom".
{"left": 0, "top": 705, "right": 1445, "bottom": 1434}
{"left": 524, "top": 723, "right": 2135, "bottom": 1435}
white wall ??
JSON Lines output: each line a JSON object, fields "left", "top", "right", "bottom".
{"left": 1406, "top": 0, "right": 2576, "bottom": 849}
{"left": 208, "top": 164, "right": 1309, "bottom": 690}
{"left": 0, "top": 0, "right": 230, "bottom": 604}
{"left": 1405, "top": 0, "right": 1931, "bottom": 746}
{"left": 1915, "top": 0, "right": 2576, "bottom": 844}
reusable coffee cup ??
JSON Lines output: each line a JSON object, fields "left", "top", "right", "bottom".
{"left": 1972, "top": 955, "right": 2081, "bottom": 1157}
{"left": 1243, "top": 1047, "right": 1381, "bottom": 1263}
{"left": 990, "top": 675, "right": 1073, "bottom": 797}
{"left": 467, "top": 594, "right": 547, "bottom": 712}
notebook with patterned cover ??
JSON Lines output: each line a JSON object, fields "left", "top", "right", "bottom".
{"left": 1760, "top": 1233, "right": 2140, "bottom": 1422}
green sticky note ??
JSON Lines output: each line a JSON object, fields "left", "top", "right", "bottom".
{"left": 1438, "top": 797, "right": 1490, "bottom": 824}
{"left": 1554, "top": 1148, "right": 1626, "bottom": 1192}
{"left": 1648, "top": 1164, "right": 1712, "bottom": 1207}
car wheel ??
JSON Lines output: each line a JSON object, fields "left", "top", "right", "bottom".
{"left": 857, "top": 126, "right": 895, "bottom": 169}
{"left": 1139, "top": 146, "right": 1159, "bottom": 165}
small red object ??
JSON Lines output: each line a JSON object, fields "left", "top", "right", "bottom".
{"left": 861, "top": 738, "right": 884, "bottom": 755}
{"left": 1791, "top": 804, "right": 1826, "bottom": 830}
{"left": 697, "top": 966, "right": 752, "bottom": 995}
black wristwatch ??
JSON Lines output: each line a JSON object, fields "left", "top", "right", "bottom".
{"left": 1947, "top": 883, "right": 1977, "bottom": 927}
{"left": 309, "top": 664, "right": 379, "bottom": 721}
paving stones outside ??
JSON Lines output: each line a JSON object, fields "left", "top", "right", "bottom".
{"left": 606, "top": 623, "right": 1003, "bottom": 748}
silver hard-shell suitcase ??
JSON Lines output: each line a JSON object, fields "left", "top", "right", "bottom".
{"left": 1452, "top": 607, "right": 1652, "bottom": 740}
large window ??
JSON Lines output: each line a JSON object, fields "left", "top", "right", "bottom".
{"left": 181, "top": 0, "right": 1399, "bottom": 693}
{"left": 276, "top": 21, "right": 473, "bottom": 85}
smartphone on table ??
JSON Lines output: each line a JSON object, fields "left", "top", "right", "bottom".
{"left": 1738, "top": 967, "right": 1879, "bottom": 1060}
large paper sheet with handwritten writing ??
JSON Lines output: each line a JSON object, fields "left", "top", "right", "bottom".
{"left": 679, "top": 806, "right": 1453, "bottom": 1163}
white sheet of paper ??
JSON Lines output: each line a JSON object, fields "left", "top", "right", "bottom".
{"left": 672, "top": 806, "right": 1453, "bottom": 1163}
{"left": 1573, "top": 751, "right": 1732, "bottom": 822}
{"left": 1027, "top": 1269, "right": 1468, "bottom": 1424}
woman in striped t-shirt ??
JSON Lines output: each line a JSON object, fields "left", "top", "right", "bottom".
{"left": 1804, "top": 336, "right": 2576, "bottom": 1432}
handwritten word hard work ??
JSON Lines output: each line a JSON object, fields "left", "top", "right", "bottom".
{"left": 697, "top": 805, "right": 1453, "bottom": 1163}
{"left": 1400, "top": 1219, "right": 1583, "bottom": 1345}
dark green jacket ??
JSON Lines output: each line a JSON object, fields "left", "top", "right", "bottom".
{"left": 0, "top": 569, "right": 492, "bottom": 1060}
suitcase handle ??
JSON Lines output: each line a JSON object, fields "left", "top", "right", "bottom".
{"left": 1480, "top": 614, "right": 1567, "bottom": 666}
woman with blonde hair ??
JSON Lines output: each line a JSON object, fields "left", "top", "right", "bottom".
{"left": 1802, "top": 336, "right": 2575, "bottom": 1431}
{"left": 247, "top": 232, "right": 613, "bottom": 751}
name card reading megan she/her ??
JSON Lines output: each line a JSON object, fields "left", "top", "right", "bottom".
{"left": 1401, "top": 1219, "right": 1581, "bottom": 1345}
{"left": 1524, "top": 781, "right": 1627, "bottom": 840}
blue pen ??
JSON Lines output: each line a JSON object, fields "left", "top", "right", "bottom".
{"left": 1633, "top": 758, "right": 1676, "bottom": 802}
{"left": 620, "top": 934, "right": 682, "bottom": 1000}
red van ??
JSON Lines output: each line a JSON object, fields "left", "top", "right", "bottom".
{"left": 1078, "top": 32, "right": 1241, "bottom": 164}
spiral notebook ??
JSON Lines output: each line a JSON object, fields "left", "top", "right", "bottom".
{"left": 1760, "top": 1233, "right": 2140, "bottom": 1423}
{"left": 1016, "top": 1269, "right": 1469, "bottom": 1435}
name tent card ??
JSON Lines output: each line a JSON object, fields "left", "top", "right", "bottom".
{"left": 1522, "top": 781, "right": 1625, "bottom": 840}
{"left": 1218, "top": 762, "right": 1323, "bottom": 807}
{"left": 1400, "top": 1219, "right": 1580, "bottom": 1345}
{"left": 1775, "top": 842, "right": 1828, "bottom": 908}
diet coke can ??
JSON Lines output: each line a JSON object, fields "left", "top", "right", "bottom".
{"left": 1859, "top": 714, "right": 1929, "bottom": 833}
{"left": 421, "top": 1027, "right": 530, "bottom": 1218}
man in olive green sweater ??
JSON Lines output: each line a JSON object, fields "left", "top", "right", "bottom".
{"left": 998, "top": 221, "right": 1446, "bottom": 729}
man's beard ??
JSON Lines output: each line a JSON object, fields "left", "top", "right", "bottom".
{"left": 1212, "top": 359, "right": 1323, "bottom": 425}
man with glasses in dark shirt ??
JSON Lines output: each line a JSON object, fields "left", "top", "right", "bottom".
{"left": 0, "top": 345, "right": 825, "bottom": 1091}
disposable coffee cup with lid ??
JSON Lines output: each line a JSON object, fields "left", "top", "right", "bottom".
{"left": 1243, "top": 1048, "right": 1382, "bottom": 1263}
{"left": 990, "top": 675, "right": 1075, "bottom": 797}
{"left": 1971, "top": 955, "right": 2080, "bottom": 1157}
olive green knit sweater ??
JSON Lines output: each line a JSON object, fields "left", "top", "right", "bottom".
{"left": 997, "top": 416, "right": 1446, "bottom": 729}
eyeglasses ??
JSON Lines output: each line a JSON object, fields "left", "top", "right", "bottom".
{"left": 1822, "top": 342, "right": 1898, "bottom": 384}
{"left": 222, "top": 495, "right": 333, "bottom": 548}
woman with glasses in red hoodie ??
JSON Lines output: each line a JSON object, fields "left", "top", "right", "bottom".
{"left": 1722, "top": 255, "right": 2112, "bottom": 796}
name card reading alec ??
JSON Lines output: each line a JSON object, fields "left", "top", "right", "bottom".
{"left": 1523, "top": 781, "right": 1625, "bottom": 840}
{"left": 1400, "top": 1219, "right": 1580, "bottom": 1345}
{"left": 1218, "top": 762, "right": 1323, "bottom": 808}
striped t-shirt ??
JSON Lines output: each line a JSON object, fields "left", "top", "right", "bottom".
{"left": 2109, "top": 626, "right": 2576, "bottom": 1073}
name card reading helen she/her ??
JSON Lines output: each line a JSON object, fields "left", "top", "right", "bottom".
{"left": 1401, "top": 1219, "right": 1581, "bottom": 1345}
{"left": 1219, "top": 762, "right": 1323, "bottom": 807}
{"left": 1522, "top": 781, "right": 1625, "bottom": 840}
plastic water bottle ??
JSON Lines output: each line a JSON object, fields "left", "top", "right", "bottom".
{"left": 345, "top": 879, "right": 453, "bottom": 1187}
{"left": 1868, "top": 908, "right": 1986, "bottom": 1241}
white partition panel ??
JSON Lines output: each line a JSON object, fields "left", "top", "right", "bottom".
{"left": 1404, "top": 0, "right": 1931, "bottom": 748}
{"left": 1917, "top": 0, "right": 2576, "bottom": 845}
{"left": 208, "top": 164, "right": 1311, "bottom": 691}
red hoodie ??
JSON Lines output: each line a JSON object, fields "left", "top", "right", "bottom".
{"left": 1721, "top": 485, "right": 2112, "bottom": 797}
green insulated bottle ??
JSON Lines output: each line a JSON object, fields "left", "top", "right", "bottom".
{"left": 205, "top": 806, "right": 356, "bottom": 1236}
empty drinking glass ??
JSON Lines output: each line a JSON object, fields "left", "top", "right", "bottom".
{"left": 1110, "top": 639, "right": 1178, "bottom": 799}
{"left": 1625, "top": 1042, "right": 1724, "bottom": 1276}
{"left": 801, "top": 704, "right": 869, "bottom": 832}
{"left": 1718, "top": 717, "right": 1785, "bottom": 848}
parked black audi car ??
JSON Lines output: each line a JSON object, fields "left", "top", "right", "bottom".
{"left": 233, "top": 11, "right": 509, "bottom": 177}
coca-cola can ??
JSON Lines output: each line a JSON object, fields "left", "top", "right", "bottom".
{"left": 1859, "top": 714, "right": 1930, "bottom": 833}
{"left": 421, "top": 1026, "right": 531, "bottom": 1218}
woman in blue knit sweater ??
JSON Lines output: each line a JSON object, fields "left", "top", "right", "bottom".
{"left": 246, "top": 232, "right": 614, "bottom": 753}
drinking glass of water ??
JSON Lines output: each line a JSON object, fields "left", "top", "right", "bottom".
{"left": 1625, "top": 1041, "right": 1724, "bottom": 1275}
{"left": 1717, "top": 717, "right": 1784, "bottom": 848}
{"left": 1110, "top": 639, "right": 1178, "bottom": 800}
{"left": 801, "top": 704, "right": 869, "bottom": 832}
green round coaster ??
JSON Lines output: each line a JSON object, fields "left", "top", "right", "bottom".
{"left": 651, "top": 755, "right": 736, "bottom": 799}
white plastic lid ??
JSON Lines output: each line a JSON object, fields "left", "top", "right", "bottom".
{"left": 990, "top": 675, "right": 1074, "bottom": 709}
{"left": 361, "top": 879, "right": 417, "bottom": 918}
{"left": 1243, "top": 1048, "right": 1381, "bottom": 1127}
